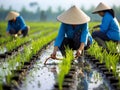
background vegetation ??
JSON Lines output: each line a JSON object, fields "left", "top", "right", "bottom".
{"left": 0, "top": 4, "right": 120, "bottom": 22}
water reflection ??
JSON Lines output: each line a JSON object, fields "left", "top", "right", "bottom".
{"left": 19, "top": 42, "right": 109, "bottom": 90}
{"left": 77, "top": 61, "right": 108, "bottom": 90}
{"left": 19, "top": 42, "right": 61, "bottom": 90}
{"left": 0, "top": 47, "right": 7, "bottom": 54}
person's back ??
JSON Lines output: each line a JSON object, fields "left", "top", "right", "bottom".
{"left": 6, "top": 11, "right": 30, "bottom": 37}
{"left": 101, "top": 12, "right": 120, "bottom": 41}
{"left": 7, "top": 16, "right": 26, "bottom": 31}
{"left": 92, "top": 2, "right": 120, "bottom": 48}
{"left": 51, "top": 5, "right": 92, "bottom": 59}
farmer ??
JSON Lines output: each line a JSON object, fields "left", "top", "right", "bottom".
{"left": 5, "top": 11, "right": 30, "bottom": 37}
{"left": 92, "top": 2, "right": 120, "bottom": 48}
{"left": 51, "top": 5, "right": 92, "bottom": 59}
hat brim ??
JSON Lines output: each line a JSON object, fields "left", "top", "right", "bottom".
{"left": 5, "top": 11, "right": 19, "bottom": 21}
{"left": 92, "top": 2, "right": 112, "bottom": 14}
{"left": 57, "top": 6, "right": 90, "bottom": 24}
{"left": 92, "top": 9, "right": 112, "bottom": 14}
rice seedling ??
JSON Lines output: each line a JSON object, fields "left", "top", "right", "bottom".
{"left": 106, "top": 41, "right": 118, "bottom": 53}
{"left": 0, "top": 82, "right": 3, "bottom": 90}
{"left": 109, "top": 54, "right": 119, "bottom": 76}
{"left": 58, "top": 47, "right": 74, "bottom": 90}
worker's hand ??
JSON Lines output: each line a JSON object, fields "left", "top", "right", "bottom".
{"left": 79, "top": 68, "right": 84, "bottom": 77}
{"left": 51, "top": 51, "right": 57, "bottom": 59}
{"left": 75, "top": 49, "right": 82, "bottom": 58}
{"left": 51, "top": 46, "right": 58, "bottom": 59}
{"left": 14, "top": 34, "right": 18, "bottom": 37}
{"left": 27, "top": 26, "right": 30, "bottom": 30}
{"left": 18, "top": 30, "right": 22, "bottom": 35}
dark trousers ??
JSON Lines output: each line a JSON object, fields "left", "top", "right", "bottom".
{"left": 92, "top": 31, "right": 118, "bottom": 48}
{"left": 92, "top": 31, "right": 110, "bottom": 41}
{"left": 9, "top": 26, "right": 28, "bottom": 37}
{"left": 59, "top": 38, "right": 90, "bottom": 56}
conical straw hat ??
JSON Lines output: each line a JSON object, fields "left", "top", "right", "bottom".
{"left": 5, "top": 11, "right": 19, "bottom": 21}
{"left": 57, "top": 5, "right": 90, "bottom": 24}
{"left": 92, "top": 2, "right": 111, "bottom": 14}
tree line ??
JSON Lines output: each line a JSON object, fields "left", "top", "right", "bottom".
{"left": 0, "top": 5, "right": 120, "bottom": 22}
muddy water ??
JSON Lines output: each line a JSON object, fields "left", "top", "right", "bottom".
{"left": 76, "top": 60, "right": 109, "bottom": 90}
{"left": 19, "top": 42, "right": 109, "bottom": 90}
{"left": 19, "top": 42, "right": 62, "bottom": 90}
{"left": 0, "top": 47, "right": 7, "bottom": 54}
{"left": 77, "top": 69, "right": 109, "bottom": 90}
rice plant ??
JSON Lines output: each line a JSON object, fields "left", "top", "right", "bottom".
{"left": 58, "top": 47, "right": 74, "bottom": 90}
{"left": 106, "top": 41, "right": 118, "bottom": 53}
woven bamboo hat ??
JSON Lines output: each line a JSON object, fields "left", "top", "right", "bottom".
{"left": 5, "top": 11, "right": 20, "bottom": 21}
{"left": 92, "top": 2, "right": 111, "bottom": 14}
{"left": 57, "top": 5, "right": 90, "bottom": 24}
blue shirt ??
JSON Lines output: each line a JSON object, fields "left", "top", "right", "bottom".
{"left": 100, "top": 12, "right": 120, "bottom": 41}
{"left": 54, "top": 23, "right": 92, "bottom": 47}
{"left": 7, "top": 16, "right": 26, "bottom": 32}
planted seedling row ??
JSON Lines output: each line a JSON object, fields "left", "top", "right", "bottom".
{"left": 86, "top": 42, "right": 120, "bottom": 90}
{"left": 0, "top": 29, "right": 56, "bottom": 59}
{"left": 0, "top": 31, "right": 57, "bottom": 90}
{"left": 0, "top": 22, "right": 59, "bottom": 46}
{"left": 0, "top": 26, "right": 46, "bottom": 46}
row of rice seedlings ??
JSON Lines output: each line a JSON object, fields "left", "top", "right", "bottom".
{"left": 28, "top": 27, "right": 44, "bottom": 35}
{"left": 0, "top": 22, "right": 7, "bottom": 36}
{"left": 27, "top": 22, "right": 59, "bottom": 29}
{"left": 0, "top": 29, "right": 55, "bottom": 72}
{"left": 0, "top": 22, "right": 59, "bottom": 45}
{"left": 103, "top": 52, "right": 118, "bottom": 75}
{"left": 0, "top": 21, "right": 13, "bottom": 45}
{"left": 0, "top": 30, "right": 33, "bottom": 46}
{"left": 0, "top": 29, "right": 55, "bottom": 54}
{"left": 28, "top": 24, "right": 52, "bottom": 35}
{"left": 0, "top": 26, "right": 46, "bottom": 45}
{"left": 58, "top": 47, "right": 74, "bottom": 90}
{"left": 0, "top": 31, "right": 57, "bottom": 87}
{"left": 87, "top": 41, "right": 120, "bottom": 84}
{"left": 0, "top": 82, "right": 2, "bottom": 90}
{"left": 0, "top": 29, "right": 55, "bottom": 61}
{"left": 0, "top": 36, "right": 14, "bottom": 45}
{"left": 28, "top": 22, "right": 59, "bottom": 35}
{"left": 27, "top": 22, "right": 59, "bottom": 33}
{"left": 87, "top": 42, "right": 107, "bottom": 64}
{"left": 106, "top": 41, "right": 120, "bottom": 53}
{"left": 87, "top": 41, "right": 102, "bottom": 57}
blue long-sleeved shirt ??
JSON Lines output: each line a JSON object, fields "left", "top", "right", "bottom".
{"left": 54, "top": 23, "right": 92, "bottom": 47}
{"left": 100, "top": 12, "right": 120, "bottom": 41}
{"left": 7, "top": 16, "right": 26, "bottom": 32}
